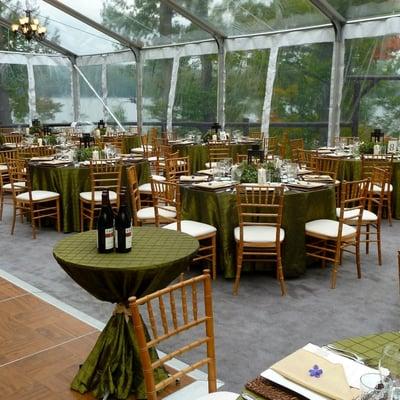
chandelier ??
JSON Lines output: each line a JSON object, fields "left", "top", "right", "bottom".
{"left": 11, "top": 10, "right": 46, "bottom": 41}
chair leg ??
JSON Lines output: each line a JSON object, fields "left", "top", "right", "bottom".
{"left": 355, "top": 242, "right": 361, "bottom": 279}
{"left": 387, "top": 194, "right": 392, "bottom": 226}
{"left": 211, "top": 234, "right": 216, "bottom": 280}
{"left": 11, "top": 203, "right": 16, "bottom": 235}
{"left": 233, "top": 243, "right": 243, "bottom": 295}
{"left": 365, "top": 224, "right": 370, "bottom": 254}
{"left": 330, "top": 261, "right": 339, "bottom": 289}
{"left": 0, "top": 189, "right": 3, "bottom": 221}
{"left": 56, "top": 198, "right": 61, "bottom": 233}
{"left": 31, "top": 205, "right": 36, "bottom": 240}
{"left": 89, "top": 206, "right": 95, "bottom": 231}
{"left": 276, "top": 256, "right": 286, "bottom": 296}
{"left": 376, "top": 224, "right": 382, "bottom": 266}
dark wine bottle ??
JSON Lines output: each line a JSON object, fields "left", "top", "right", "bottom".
{"left": 115, "top": 189, "right": 132, "bottom": 253}
{"left": 97, "top": 189, "right": 114, "bottom": 253}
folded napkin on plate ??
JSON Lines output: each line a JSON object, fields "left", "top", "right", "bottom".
{"left": 196, "top": 169, "right": 215, "bottom": 175}
{"left": 193, "top": 181, "right": 233, "bottom": 190}
{"left": 31, "top": 156, "right": 54, "bottom": 161}
{"left": 271, "top": 349, "right": 353, "bottom": 400}
{"left": 40, "top": 159, "right": 70, "bottom": 165}
{"left": 303, "top": 175, "right": 333, "bottom": 182}
{"left": 180, "top": 175, "right": 209, "bottom": 182}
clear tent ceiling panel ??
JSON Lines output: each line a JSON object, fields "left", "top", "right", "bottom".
{"left": 327, "top": 0, "right": 400, "bottom": 21}
{"left": 60, "top": 0, "right": 213, "bottom": 47}
{"left": 0, "top": 0, "right": 124, "bottom": 55}
{"left": 175, "top": 0, "right": 330, "bottom": 37}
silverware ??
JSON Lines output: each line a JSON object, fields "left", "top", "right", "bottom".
{"left": 323, "top": 344, "right": 365, "bottom": 364}
{"left": 241, "top": 392, "right": 256, "bottom": 400}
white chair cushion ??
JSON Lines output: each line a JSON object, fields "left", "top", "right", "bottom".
{"left": 305, "top": 219, "right": 356, "bottom": 238}
{"left": 3, "top": 182, "right": 26, "bottom": 190}
{"left": 152, "top": 175, "right": 166, "bottom": 181}
{"left": 234, "top": 225, "right": 284, "bottom": 243}
{"left": 16, "top": 190, "right": 59, "bottom": 202}
{"left": 335, "top": 207, "right": 378, "bottom": 222}
{"left": 0, "top": 164, "right": 7, "bottom": 172}
{"left": 138, "top": 183, "right": 152, "bottom": 193}
{"left": 79, "top": 190, "right": 117, "bottom": 203}
{"left": 196, "top": 392, "right": 240, "bottom": 400}
{"left": 205, "top": 161, "right": 218, "bottom": 168}
{"left": 131, "top": 145, "right": 153, "bottom": 153}
{"left": 137, "top": 206, "right": 176, "bottom": 220}
{"left": 147, "top": 156, "right": 165, "bottom": 162}
{"left": 163, "top": 220, "right": 216, "bottom": 237}
{"left": 372, "top": 183, "right": 392, "bottom": 193}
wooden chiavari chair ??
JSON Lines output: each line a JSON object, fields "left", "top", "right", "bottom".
{"left": 206, "top": 143, "right": 231, "bottom": 168}
{"left": 361, "top": 154, "right": 394, "bottom": 225}
{"left": 305, "top": 179, "right": 368, "bottom": 288}
{"left": 0, "top": 149, "right": 18, "bottom": 220}
{"left": 79, "top": 160, "right": 122, "bottom": 231}
{"left": 233, "top": 184, "right": 286, "bottom": 295}
{"left": 7, "top": 158, "right": 60, "bottom": 239}
{"left": 165, "top": 156, "right": 191, "bottom": 182}
{"left": 3, "top": 133, "right": 22, "bottom": 146}
{"left": 152, "top": 180, "right": 217, "bottom": 279}
{"left": 129, "top": 270, "right": 239, "bottom": 400}
{"left": 263, "top": 136, "right": 277, "bottom": 157}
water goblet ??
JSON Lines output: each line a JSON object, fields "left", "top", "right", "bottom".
{"left": 379, "top": 343, "right": 400, "bottom": 397}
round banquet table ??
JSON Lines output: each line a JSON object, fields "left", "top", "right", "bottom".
{"left": 181, "top": 185, "right": 337, "bottom": 279}
{"left": 30, "top": 160, "right": 150, "bottom": 233}
{"left": 53, "top": 227, "right": 199, "bottom": 399}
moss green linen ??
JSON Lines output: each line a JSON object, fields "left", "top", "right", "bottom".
{"left": 122, "top": 135, "right": 141, "bottom": 154}
{"left": 53, "top": 227, "right": 199, "bottom": 399}
{"left": 181, "top": 186, "right": 336, "bottom": 279}
{"left": 30, "top": 161, "right": 150, "bottom": 233}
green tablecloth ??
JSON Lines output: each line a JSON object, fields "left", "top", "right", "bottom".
{"left": 181, "top": 186, "right": 336, "bottom": 279}
{"left": 173, "top": 143, "right": 256, "bottom": 173}
{"left": 30, "top": 160, "right": 150, "bottom": 233}
{"left": 122, "top": 135, "right": 141, "bottom": 154}
{"left": 53, "top": 227, "right": 199, "bottom": 399}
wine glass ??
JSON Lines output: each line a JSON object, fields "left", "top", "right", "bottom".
{"left": 379, "top": 344, "right": 400, "bottom": 394}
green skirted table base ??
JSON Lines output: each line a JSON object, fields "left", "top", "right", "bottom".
{"left": 30, "top": 160, "right": 150, "bottom": 233}
{"left": 181, "top": 186, "right": 336, "bottom": 279}
{"left": 53, "top": 227, "right": 199, "bottom": 399}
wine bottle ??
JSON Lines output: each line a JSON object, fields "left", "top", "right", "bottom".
{"left": 115, "top": 189, "right": 132, "bottom": 253}
{"left": 97, "top": 189, "right": 114, "bottom": 253}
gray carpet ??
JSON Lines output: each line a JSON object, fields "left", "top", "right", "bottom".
{"left": 1, "top": 204, "right": 399, "bottom": 395}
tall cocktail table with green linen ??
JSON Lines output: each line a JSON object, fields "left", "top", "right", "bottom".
{"left": 181, "top": 185, "right": 336, "bottom": 279}
{"left": 53, "top": 227, "right": 199, "bottom": 399}
{"left": 30, "top": 160, "right": 150, "bottom": 232}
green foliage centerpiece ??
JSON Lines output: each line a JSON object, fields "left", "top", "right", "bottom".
{"left": 239, "top": 160, "right": 281, "bottom": 183}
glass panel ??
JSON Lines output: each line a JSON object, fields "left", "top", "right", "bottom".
{"left": 143, "top": 59, "right": 172, "bottom": 124}
{"left": 271, "top": 42, "right": 333, "bottom": 147}
{"left": 61, "top": 0, "right": 212, "bottom": 47}
{"left": 328, "top": 0, "right": 400, "bottom": 20}
{"left": 0, "top": 1, "right": 123, "bottom": 55}
{"left": 173, "top": 54, "right": 218, "bottom": 134}
{"left": 79, "top": 65, "right": 103, "bottom": 123}
{"left": 33, "top": 65, "right": 72, "bottom": 123}
{"left": 177, "top": 0, "right": 329, "bottom": 36}
{"left": 225, "top": 49, "right": 269, "bottom": 130}
{"left": 341, "top": 35, "right": 400, "bottom": 140}
{"left": 106, "top": 63, "right": 136, "bottom": 125}
{"left": 0, "top": 64, "right": 29, "bottom": 124}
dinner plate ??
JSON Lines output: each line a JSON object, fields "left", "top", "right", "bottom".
{"left": 192, "top": 181, "right": 234, "bottom": 190}
{"left": 180, "top": 175, "right": 209, "bottom": 183}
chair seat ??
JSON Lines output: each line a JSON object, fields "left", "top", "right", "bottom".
{"left": 79, "top": 190, "right": 118, "bottom": 203}
{"left": 234, "top": 225, "right": 285, "bottom": 243}
{"left": 16, "top": 190, "right": 60, "bottom": 202}
{"left": 3, "top": 182, "right": 26, "bottom": 190}
{"left": 335, "top": 207, "right": 378, "bottom": 222}
{"left": 372, "top": 183, "right": 392, "bottom": 193}
{"left": 147, "top": 156, "right": 165, "bottom": 162}
{"left": 196, "top": 392, "right": 240, "bottom": 400}
{"left": 137, "top": 206, "right": 176, "bottom": 220}
{"left": 131, "top": 145, "right": 153, "bottom": 153}
{"left": 139, "top": 175, "right": 166, "bottom": 194}
{"left": 305, "top": 219, "right": 356, "bottom": 239}
{"left": 0, "top": 164, "right": 7, "bottom": 172}
{"left": 163, "top": 220, "right": 216, "bottom": 237}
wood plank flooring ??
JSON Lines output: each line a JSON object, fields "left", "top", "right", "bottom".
{"left": 0, "top": 277, "right": 194, "bottom": 400}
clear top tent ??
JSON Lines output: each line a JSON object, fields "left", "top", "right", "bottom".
{"left": 1, "top": 0, "right": 400, "bottom": 145}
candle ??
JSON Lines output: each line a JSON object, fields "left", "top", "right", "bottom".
{"left": 257, "top": 167, "right": 266, "bottom": 184}
{"left": 212, "top": 134, "right": 217, "bottom": 142}
{"left": 25, "top": 127, "right": 30, "bottom": 135}
{"left": 92, "top": 150, "right": 99, "bottom": 160}
{"left": 37, "top": 138, "right": 43, "bottom": 146}
{"left": 373, "top": 144, "right": 381, "bottom": 155}
{"left": 220, "top": 131, "right": 226, "bottom": 141}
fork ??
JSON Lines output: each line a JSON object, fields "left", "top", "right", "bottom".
{"left": 323, "top": 344, "right": 365, "bottom": 364}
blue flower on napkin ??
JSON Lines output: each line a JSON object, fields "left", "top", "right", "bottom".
{"left": 309, "top": 365, "right": 323, "bottom": 378}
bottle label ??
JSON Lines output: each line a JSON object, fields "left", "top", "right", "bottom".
{"left": 125, "top": 227, "right": 132, "bottom": 249}
{"left": 105, "top": 228, "right": 114, "bottom": 250}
